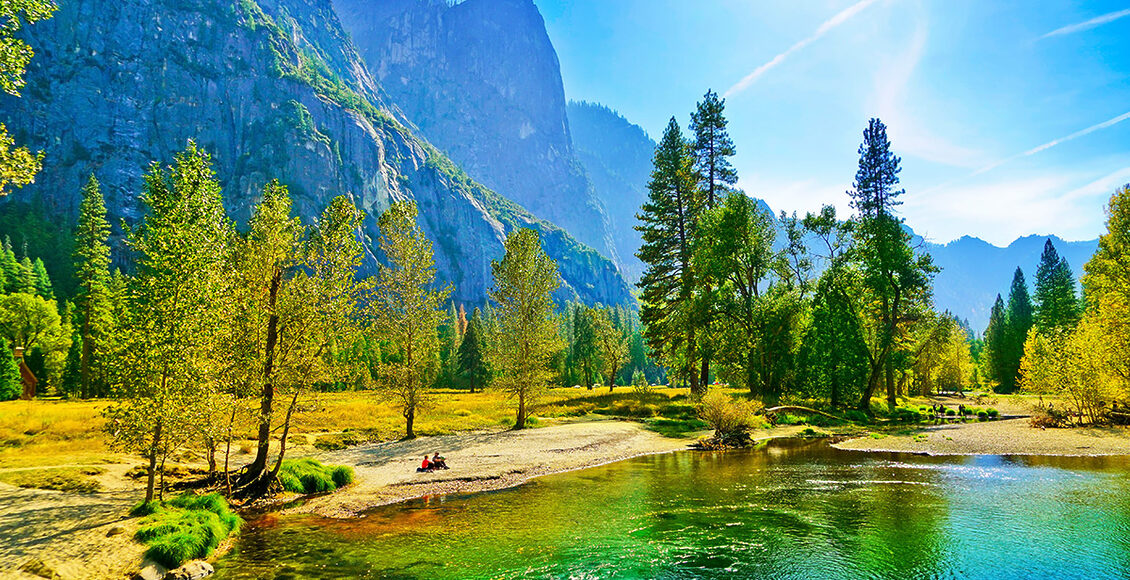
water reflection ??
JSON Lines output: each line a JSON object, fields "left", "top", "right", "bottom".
{"left": 214, "top": 439, "right": 1130, "bottom": 579}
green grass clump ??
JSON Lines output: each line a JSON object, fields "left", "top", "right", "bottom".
{"left": 134, "top": 493, "right": 241, "bottom": 569}
{"left": 987, "top": 408, "right": 1000, "bottom": 418}
{"left": 277, "top": 458, "right": 354, "bottom": 494}
{"left": 843, "top": 410, "right": 869, "bottom": 424}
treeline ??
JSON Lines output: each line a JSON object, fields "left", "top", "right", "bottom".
{"left": 995, "top": 187, "right": 1130, "bottom": 424}
{"left": 636, "top": 91, "right": 972, "bottom": 410}
{"left": 4, "top": 142, "right": 668, "bottom": 502}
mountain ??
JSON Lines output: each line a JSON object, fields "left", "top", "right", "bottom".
{"left": 567, "top": 101, "right": 655, "bottom": 283}
{"left": 924, "top": 235, "right": 1098, "bottom": 331}
{"left": 0, "top": 0, "right": 631, "bottom": 306}
{"left": 331, "top": 0, "right": 618, "bottom": 267}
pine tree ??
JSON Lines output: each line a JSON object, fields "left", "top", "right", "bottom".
{"left": 458, "top": 308, "right": 488, "bottom": 393}
{"left": 1000, "top": 268, "right": 1033, "bottom": 393}
{"left": 31, "top": 258, "right": 51, "bottom": 299}
{"left": 0, "top": 338, "right": 20, "bottom": 401}
{"left": 983, "top": 294, "right": 1009, "bottom": 390}
{"left": 372, "top": 201, "right": 451, "bottom": 440}
{"left": 72, "top": 175, "right": 113, "bottom": 398}
{"left": 487, "top": 228, "right": 564, "bottom": 429}
{"left": 636, "top": 118, "right": 703, "bottom": 392}
{"left": 689, "top": 89, "right": 738, "bottom": 391}
{"left": 16, "top": 255, "right": 35, "bottom": 293}
{"left": 849, "top": 118, "right": 904, "bottom": 219}
{"left": 1034, "top": 239, "right": 1080, "bottom": 333}
{"left": 0, "top": 236, "right": 19, "bottom": 293}
{"left": 572, "top": 306, "right": 598, "bottom": 388}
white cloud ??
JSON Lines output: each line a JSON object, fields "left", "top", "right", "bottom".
{"left": 872, "top": 17, "right": 984, "bottom": 168}
{"left": 1042, "top": 8, "right": 1130, "bottom": 38}
{"left": 723, "top": 0, "right": 881, "bottom": 98}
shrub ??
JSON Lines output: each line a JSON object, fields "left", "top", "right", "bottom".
{"left": 891, "top": 407, "right": 924, "bottom": 423}
{"left": 986, "top": 408, "right": 1000, "bottom": 418}
{"left": 632, "top": 370, "right": 652, "bottom": 395}
{"left": 277, "top": 458, "right": 354, "bottom": 494}
{"left": 134, "top": 493, "right": 241, "bottom": 569}
{"left": 945, "top": 409, "right": 956, "bottom": 416}
{"left": 697, "top": 389, "right": 760, "bottom": 445}
{"left": 843, "top": 410, "right": 869, "bottom": 423}
{"left": 977, "top": 411, "right": 988, "bottom": 420}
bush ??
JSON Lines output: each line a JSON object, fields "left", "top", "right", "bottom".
{"left": 986, "top": 408, "right": 1000, "bottom": 418}
{"left": 277, "top": 458, "right": 354, "bottom": 494}
{"left": 134, "top": 493, "right": 241, "bottom": 569}
{"left": 945, "top": 409, "right": 956, "bottom": 416}
{"left": 697, "top": 389, "right": 761, "bottom": 445}
{"left": 891, "top": 407, "right": 924, "bottom": 423}
{"left": 843, "top": 410, "right": 869, "bottom": 423}
{"left": 632, "top": 370, "right": 651, "bottom": 395}
{"left": 977, "top": 411, "right": 988, "bottom": 420}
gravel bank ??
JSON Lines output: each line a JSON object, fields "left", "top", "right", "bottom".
{"left": 834, "top": 417, "right": 1130, "bottom": 456}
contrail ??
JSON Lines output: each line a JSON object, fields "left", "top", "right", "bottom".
{"left": 972, "top": 110, "right": 1130, "bottom": 176}
{"left": 723, "top": 0, "right": 880, "bottom": 98}
{"left": 1042, "top": 8, "right": 1130, "bottom": 38}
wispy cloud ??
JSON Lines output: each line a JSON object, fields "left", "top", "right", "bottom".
{"left": 723, "top": 0, "right": 880, "bottom": 98}
{"left": 1042, "top": 8, "right": 1130, "bottom": 39}
{"left": 972, "top": 111, "right": 1130, "bottom": 176}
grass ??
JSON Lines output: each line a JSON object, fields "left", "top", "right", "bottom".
{"left": 0, "top": 399, "right": 111, "bottom": 468}
{"left": 0, "top": 466, "right": 105, "bottom": 492}
{"left": 133, "top": 493, "right": 242, "bottom": 569}
{"left": 277, "top": 458, "right": 355, "bottom": 494}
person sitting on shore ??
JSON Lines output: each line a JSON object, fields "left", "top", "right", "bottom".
{"left": 431, "top": 452, "right": 449, "bottom": 470}
{"left": 417, "top": 455, "right": 432, "bottom": 473}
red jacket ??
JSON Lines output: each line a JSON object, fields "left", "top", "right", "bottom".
{"left": 421, "top": 458, "right": 431, "bottom": 469}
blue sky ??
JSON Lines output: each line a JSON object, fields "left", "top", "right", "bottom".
{"left": 534, "top": 0, "right": 1130, "bottom": 246}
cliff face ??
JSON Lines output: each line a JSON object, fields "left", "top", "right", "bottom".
{"left": 332, "top": 0, "right": 618, "bottom": 266}
{"left": 0, "top": 0, "right": 631, "bottom": 305}
{"left": 567, "top": 101, "right": 655, "bottom": 283}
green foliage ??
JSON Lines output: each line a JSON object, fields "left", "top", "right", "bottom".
{"left": 0, "top": 338, "right": 20, "bottom": 401}
{"left": 134, "top": 493, "right": 241, "bottom": 569}
{"left": 0, "top": 0, "right": 55, "bottom": 196}
{"left": 71, "top": 175, "right": 115, "bottom": 398}
{"left": 457, "top": 308, "right": 489, "bottom": 392}
{"left": 277, "top": 458, "right": 353, "bottom": 494}
{"left": 1034, "top": 239, "right": 1081, "bottom": 334}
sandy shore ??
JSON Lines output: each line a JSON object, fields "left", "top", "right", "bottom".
{"left": 0, "top": 471, "right": 144, "bottom": 580}
{"left": 834, "top": 417, "right": 1130, "bottom": 456}
{"left": 289, "top": 420, "right": 697, "bottom": 518}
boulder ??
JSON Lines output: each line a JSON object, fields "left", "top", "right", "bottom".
{"left": 165, "top": 560, "right": 214, "bottom": 580}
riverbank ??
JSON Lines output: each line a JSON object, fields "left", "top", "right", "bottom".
{"left": 834, "top": 417, "right": 1130, "bottom": 456}
{"left": 288, "top": 420, "right": 707, "bottom": 518}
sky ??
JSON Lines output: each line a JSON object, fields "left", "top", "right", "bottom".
{"left": 533, "top": 0, "right": 1130, "bottom": 246}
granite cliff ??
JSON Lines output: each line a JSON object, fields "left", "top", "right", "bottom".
{"left": 0, "top": 0, "right": 631, "bottom": 305}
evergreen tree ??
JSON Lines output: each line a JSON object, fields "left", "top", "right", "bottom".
{"left": 0, "top": 338, "right": 19, "bottom": 401}
{"left": 1033, "top": 239, "right": 1080, "bottom": 333}
{"left": 689, "top": 89, "right": 738, "bottom": 391}
{"left": 572, "top": 306, "right": 599, "bottom": 388}
{"left": 848, "top": 118, "right": 935, "bottom": 410}
{"left": 1000, "top": 268, "right": 1033, "bottom": 392}
{"left": 487, "top": 229, "right": 564, "bottom": 429}
{"left": 31, "top": 257, "right": 51, "bottom": 299}
{"left": 0, "top": 236, "right": 19, "bottom": 293}
{"left": 16, "top": 255, "right": 34, "bottom": 293}
{"left": 372, "top": 201, "right": 451, "bottom": 440}
{"left": 72, "top": 175, "right": 113, "bottom": 398}
{"left": 983, "top": 294, "right": 1009, "bottom": 390}
{"left": 458, "top": 308, "right": 488, "bottom": 393}
{"left": 636, "top": 118, "right": 703, "bottom": 392}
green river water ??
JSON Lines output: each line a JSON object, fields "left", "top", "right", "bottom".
{"left": 213, "top": 439, "right": 1130, "bottom": 579}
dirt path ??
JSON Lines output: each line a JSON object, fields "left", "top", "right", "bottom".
{"left": 834, "top": 417, "right": 1130, "bottom": 456}
{"left": 290, "top": 420, "right": 697, "bottom": 518}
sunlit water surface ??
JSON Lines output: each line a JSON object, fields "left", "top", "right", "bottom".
{"left": 213, "top": 439, "right": 1130, "bottom": 579}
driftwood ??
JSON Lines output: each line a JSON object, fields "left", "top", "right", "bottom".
{"left": 761, "top": 406, "right": 843, "bottom": 421}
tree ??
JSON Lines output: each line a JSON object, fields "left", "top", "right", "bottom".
{"left": 31, "top": 258, "right": 51, "bottom": 299}
{"left": 0, "top": 0, "right": 56, "bottom": 196}
{"left": 592, "top": 306, "right": 628, "bottom": 391}
{"left": 0, "top": 292, "right": 66, "bottom": 352}
{"left": 0, "top": 236, "right": 19, "bottom": 293}
{"left": 636, "top": 118, "right": 703, "bottom": 392}
{"left": 798, "top": 268, "right": 869, "bottom": 407}
{"left": 458, "top": 308, "right": 488, "bottom": 393}
{"left": 72, "top": 175, "right": 114, "bottom": 398}
{"left": 1081, "top": 185, "right": 1130, "bottom": 397}
{"left": 688, "top": 89, "right": 738, "bottom": 389}
{"left": 571, "top": 305, "right": 599, "bottom": 388}
{"left": 847, "top": 118, "right": 936, "bottom": 411}
{"left": 1000, "top": 268, "right": 1033, "bottom": 393}
{"left": 982, "top": 294, "right": 1009, "bottom": 391}
{"left": 487, "top": 229, "right": 564, "bottom": 429}
{"left": 105, "top": 143, "right": 232, "bottom": 503}
{"left": 0, "top": 338, "right": 20, "bottom": 401}
{"left": 1033, "top": 239, "right": 1080, "bottom": 334}
{"left": 371, "top": 201, "right": 450, "bottom": 440}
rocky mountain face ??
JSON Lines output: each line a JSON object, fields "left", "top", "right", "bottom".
{"left": 0, "top": 0, "right": 631, "bottom": 305}
{"left": 331, "top": 0, "right": 618, "bottom": 266}
{"left": 567, "top": 101, "right": 655, "bottom": 283}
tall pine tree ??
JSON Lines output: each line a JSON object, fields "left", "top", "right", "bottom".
{"left": 1033, "top": 239, "right": 1080, "bottom": 334}
{"left": 1000, "top": 267, "right": 1033, "bottom": 392}
{"left": 983, "top": 294, "right": 1009, "bottom": 390}
{"left": 72, "top": 175, "right": 113, "bottom": 398}
{"left": 458, "top": 308, "right": 488, "bottom": 393}
{"left": 636, "top": 118, "right": 703, "bottom": 392}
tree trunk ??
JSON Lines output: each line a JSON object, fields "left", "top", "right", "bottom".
{"left": 699, "top": 356, "right": 710, "bottom": 391}
{"left": 514, "top": 391, "right": 527, "bottom": 430}
{"left": 404, "top": 407, "right": 416, "bottom": 440}
{"left": 270, "top": 389, "right": 302, "bottom": 479}
{"left": 144, "top": 421, "right": 162, "bottom": 503}
{"left": 224, "top": 405, "right": 236, "bottom": 497}
{"left": 885, "top": 357, "right": 896, "bottom": 408}
{"left": 247, "top": 271, "right": 281, "bottom": 483}
{"left": 205, "top": 436, "right": 217, "bottom": 475}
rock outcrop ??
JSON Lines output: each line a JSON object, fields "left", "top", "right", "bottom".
{"left": 0, "top": 0, "right": 631, "bottom": 305}
{"left": 332, "top": 0, "right": 618, "bottom": 265}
